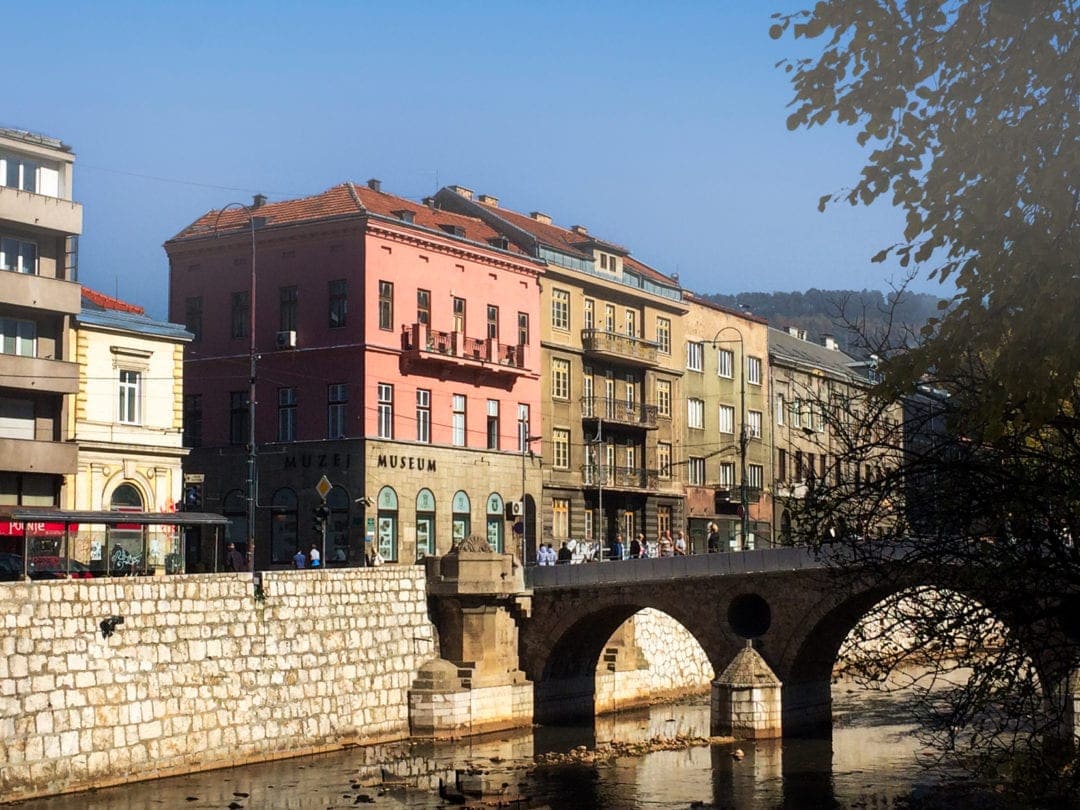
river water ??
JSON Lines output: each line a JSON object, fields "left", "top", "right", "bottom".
{"left": 20, "top": 677, "right": 983, "bottom": 809}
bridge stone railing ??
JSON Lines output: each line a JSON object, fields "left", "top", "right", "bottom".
{"left": 524, "top": 546, "right": 823, "bottom": 589}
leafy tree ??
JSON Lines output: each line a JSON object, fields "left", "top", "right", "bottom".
{"left": 773, "top": 1, "right": 1080, "bottom": 799}
{"left": 772, "top": 0, "right": 1078, "bottom": 432}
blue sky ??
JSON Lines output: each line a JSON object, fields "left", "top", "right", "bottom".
{"left": 8, "top": 1, "right": 944, "bottom": 319}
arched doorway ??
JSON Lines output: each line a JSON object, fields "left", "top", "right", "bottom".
{"left": 486, "top": 492, "right": 504, "bottom": 553}
{"left": 451, "top": 491, "right": 470, "bottom": 547}
{"left": 108, "top": 483, "right": 144, "bottom": 575}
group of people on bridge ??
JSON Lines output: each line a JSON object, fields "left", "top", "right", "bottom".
{"left": 536, "top": 522, "right": 727, "bottom": 565}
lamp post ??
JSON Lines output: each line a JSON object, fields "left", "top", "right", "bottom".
{"left": 212, "top": 199, "right": 265, "bottom": 573}
{"left": 712, "top": 326, "right": 751, "bottom": 550}
{"left": 518, "top": 418, "right": 541, "bottom": 563}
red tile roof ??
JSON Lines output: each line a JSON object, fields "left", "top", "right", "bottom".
{"left": 81, "top": 287, "right": 145, "bottom": 315}
{"left": 466, "top": 201, "right": 675, "bottom": 286}
{"left": 169, "top": 183, "right": 525, "bottom": 255}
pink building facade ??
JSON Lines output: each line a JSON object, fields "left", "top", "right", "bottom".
{"left": 166, "top": 182, "right": 543, "bottom": 569}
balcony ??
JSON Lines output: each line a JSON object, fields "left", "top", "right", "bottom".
{"left": 0, "top": 437, "right": 77, "bottom": 476}
{"left": 0, "top": 185, "right": 82, "bottom": 235}
{"left": 581, "top": 464, "right": 660, "bottom": 491}
{"left": 400, "top": 323, "right": 528, "bottom": 376}
{"left": 0, "top": 354, "right": 79, "bottom": 394}
{"left": 581, "top": 397, "right": 658, "bottom": 429}
{"left": 580, "top": 328, "right": 658, "bottom": 367}
{"left": 0, "top": 271, "right": 81, "bottom": 314}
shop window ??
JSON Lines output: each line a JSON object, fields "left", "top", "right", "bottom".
{"left": 416, "top": 488, "right": 436, "bottom": 558}
{"left": 377, "top": 486, "right": 398, "bottom": 561}
{"left": 451, "top": 490, "right": 471, "bottom": 547}
{"left": 486, "top": 492, "right": 504, "bottom": 553}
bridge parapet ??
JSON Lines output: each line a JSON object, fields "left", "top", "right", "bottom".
{"left": 525, "top": 546, "right": 822, "bottom": 589}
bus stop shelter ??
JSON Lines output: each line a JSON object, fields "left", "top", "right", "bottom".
{"left": 1, "top": 508, "right": 230, "bottom": 579}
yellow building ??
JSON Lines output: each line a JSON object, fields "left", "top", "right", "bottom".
{"left": 681, "top": 295, "right": 771, "bottom": 550}
{"left": 435, "top": 187, "right": 687, "bottom": 555}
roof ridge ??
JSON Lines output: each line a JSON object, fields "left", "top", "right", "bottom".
{"left": 81, "top": 286, "right": 145, "bottom": 315}
{"left": 344, "top": 181, "right": 366, "bottom": 212}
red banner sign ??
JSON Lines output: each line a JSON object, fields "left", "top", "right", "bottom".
{"left": 0, "top": 521, "right": 76, "bottom": 537}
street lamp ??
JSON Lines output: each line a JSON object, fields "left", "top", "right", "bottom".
{"left": 712, "top": 326, "right": 751, "bottom": 550}
{"left": 212, "top": 199, "right": 265, "bottom": 573}
{"left": 518, "top": 419, "right": 541, "bottom": 563}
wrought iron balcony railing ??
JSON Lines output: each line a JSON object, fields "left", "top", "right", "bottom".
{"left": 401, "top": 323, "right": 527, "bottom": 371}
{"left": 581, "top": 464, "right": 660, "bottom": 490}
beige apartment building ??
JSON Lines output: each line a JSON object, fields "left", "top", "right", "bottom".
{"left": 0, "top": 128, "right": 82, "bottom": 523}
{"left": 681, "top": 295, "right": 771, "bottom": 550}
{"left": 769, "top": 326, "right": 900, "bottom": 541}
{"left": 435, "top": 187, "right": 687, "bottom": 553}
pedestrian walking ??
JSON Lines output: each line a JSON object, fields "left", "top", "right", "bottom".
{"left": 309, "top": 543, "right": 321, "bottom": 569}
{"left": 293, "top": 548, "right": 306, "bottom": 569}
{"left": 225, "top": 542, "right": 245, "bottom": 572}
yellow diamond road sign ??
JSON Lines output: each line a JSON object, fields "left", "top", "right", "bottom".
{"left": 316, "top": 475, "right": 332, "bottom": 500}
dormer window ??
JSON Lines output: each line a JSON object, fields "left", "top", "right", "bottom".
{"left": 392, "top": 209, "right": 415, "bottom": 224}
{"left": 488, "top": 236, "right": 509, "bottom": 250}
{"left": 439, "top": 224, "right": 465, "bottom": 237}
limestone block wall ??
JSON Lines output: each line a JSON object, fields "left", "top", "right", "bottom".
{"left": 597, "top": 608, "right": 715, "bottom": 707}
{"left": 0, "top": 568, "right": 435, "bottom": 802}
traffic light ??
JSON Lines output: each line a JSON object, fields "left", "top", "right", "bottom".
{"left": 183, "top": 483, "right": 203, "bottom": 511}
{"left": 313, "top": 502, "right": 330, "bottom": 533}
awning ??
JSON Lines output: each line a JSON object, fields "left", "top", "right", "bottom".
{"left": 6, "top": 508, "right": 229, "bottom": 527}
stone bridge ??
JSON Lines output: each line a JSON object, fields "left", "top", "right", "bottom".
{"left": 419, "top": 546, "right": 1079, "bottom": 740}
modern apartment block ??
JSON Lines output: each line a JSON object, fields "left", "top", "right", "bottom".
{"left": 435, "top": 186, "right": 687, "bottom": 551}
{"left": 166, "top": 182, "right": 543, "bottom": 569}
{"left": 0, "top": 128, "right": 82, "bottom": 518}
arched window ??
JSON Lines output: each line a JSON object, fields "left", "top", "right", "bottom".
{"left": 222, "top": 489, "right": 248, "bottom": 556}
{"left": 377, "top": 486, "right": 398, "bottom": 562}
{"left": 327, "top": 485, "right": 350, "bottom": 564}
{"left": 108, "top": 483, "right": 144, "bottom": 575}
{"left": 486, "top": 492, "right": 504, "bottom": 553}
{"left": 416, "top": 488, "right": 436, "bottom": 558}
{"left": 270, "top": 488, "right": 298, "bottom": 564}
{"left": 451, "top": 490, "right": 471, "bottom": 547}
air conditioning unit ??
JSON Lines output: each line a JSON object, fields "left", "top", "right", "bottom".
{"left": 276, "top": 330, "right": 296, "bottom": 349}
{"left": 511, "top": 501, "right": 524, "bottom": 517}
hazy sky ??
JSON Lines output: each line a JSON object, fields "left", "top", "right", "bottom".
{"left": 8, "top": 1, "right": 946, "bottom": 319}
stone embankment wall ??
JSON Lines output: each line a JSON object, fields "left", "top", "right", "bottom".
{"left": 0, "top": 568, "right": 434, "bottom": 802}
{"left": 597, "top": 608, "right": 714, "bottom": 708}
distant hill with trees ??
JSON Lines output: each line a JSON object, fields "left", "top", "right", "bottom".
{"left": 701, "top": 289, "right": 946, "bottom": 359}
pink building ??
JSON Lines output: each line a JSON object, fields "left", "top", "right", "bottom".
{"left": 166, "top": 181, "right": 543, "bottom": 569}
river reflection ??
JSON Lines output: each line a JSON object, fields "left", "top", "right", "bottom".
{"left": 23, "top": 677, "right": 950, "bottom": 810}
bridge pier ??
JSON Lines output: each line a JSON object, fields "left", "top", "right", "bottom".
{"left": 413, "top": 541, "right": 534, "bottom": 738}
{"left": 711, "top": 642, "right": 783, "bottom": 739}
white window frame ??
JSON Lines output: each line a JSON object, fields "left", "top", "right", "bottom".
{"left": 452, "top": 394, "right": 467, "bottom": 447}
{"left": 688, "top": 457, "right": 705, "bottom": 486}
{"left": 551, "top": 289, "right": 570, "bottom": 330}
{"left": 117, "top": 370, "right": 141, "bottom": 425}
{"left": 657, "top": 441, "right": 671, "bottom": 479}
{"left": 377, "top": 383, "right": 393, "bottom": 439}
{"left": 776, "top": 393, "right": 785, "bottom": 425}
{"left": 553, "top": 429, "right": 570, "bottom": 470}
{"left": 687, "top": 341, "right": 704, "bottom": 372}
{"left": 719, "top": 462, "right": 735, "bottom": 488}
{"left": 718, "top": 404, "right": 735, "bottom": 435}
{"left": 717, "top": 348, "right": 733, "bottom": 378}
{"left": 688, "top": 398, "right": 704, "bottom": 429}
{"left": 748, "top": 463, "right": 764, "bottom": 489}
{"left": 0, "top": 316, "right": 36, "bottom": 357}
{"left": 416, "top": 389, "right": 431, "bottom": 443}
{"left": 747, "top": 410, "right": 762, "bottom": 439}
{"left": 656, "top": 317, "right": 671, "bottom": 354}
{"left": 0, "top": 237, "right": 37, "bottom": 274}
{"left": 656, "top": 379, "right": 671, "bottom": 417}
{"left": 747, "top": 356, "right": 763, "bottom": 385}
{"left": 552, "top": 357, "right": 570, "bottom": 400}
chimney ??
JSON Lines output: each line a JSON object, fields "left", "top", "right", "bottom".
{"left": 366, "top": 178, "right": 382, "bottom": 192}
{"left": 251, "top": 193, "right": 267, "bottom": 209}
{"left": 787, "top": 326, "right": 807, "bottom": 341}
{"left": 478, "top": 194, "right": 499, "bottom": 208}
{"left": 823, "top": 334, "right": 838, "bottom": 351}
{"left": 448, "top": 185, "right": 474, "bottom": 200}
{"left": 530, "top": 211, "right": 552, "bottom": 225}
{"left": 571, "top": 225, "right": 588, "bottom": 235}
